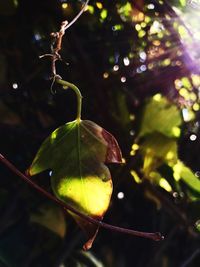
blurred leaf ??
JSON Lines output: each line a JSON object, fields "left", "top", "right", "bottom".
{"left": 29, "top": 119, "right": 122, "bottom": 250}
{"left": 67, "top": 251, "right": 104, "bottom": 267}
{"left": 173, "top": 161, "right": 200, "bottom": 194}
{"left": 117, "top": 2, "right": 132, "bottom": 21}
{"left": 30, "top": 203, "right": 66, "bottom": 238}
{"left": 145, "top": 170, "right": 172, "bottom": 192}
{"left": 130, "top": 170, "right": 142, "bottom": 184}
{"left": 140, "top": 133, "right": 178, "bottom": 176}
{"left": 180, "top": 0, "right": 186, "bottom": 7}
{"left": 139, "top": 95, "right": 182, "bottom": 138}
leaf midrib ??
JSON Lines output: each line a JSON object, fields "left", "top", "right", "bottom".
{"left": 77, "top": 122, "right": 89, "bottom": 212}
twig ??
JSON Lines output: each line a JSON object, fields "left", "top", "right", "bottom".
{"left": 143, "top": 180, "right": 188, "bottom": 226}
{"left": 0, "top": 153, "right": 164, "bottom": 242}
{"left": 149, "top": 226, "right": 178, "bottom": 267}
{"left": 63, "top": 0, "right": 90, "bottom": 31}
{"left": 40, "top": 0, "right": 90, "bottom": 77}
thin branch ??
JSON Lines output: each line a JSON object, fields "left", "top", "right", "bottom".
{"left": 40, "top": 0, "right": 89, "bottom": 77}
{"left": 64, "top": 0, "right": 90, "bottom": 31}
{"left": 0, "top": 153, "right": 164, "bottom": 242}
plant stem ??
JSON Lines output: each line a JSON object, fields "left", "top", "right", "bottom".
{"left": 64, "top": 0, "right": 90, "bottom": 31}
{"left": 56, "top": 78, "right": 82, "bottom": 121}
{"left": 0, "top": 153, "right": 164, "bottom": 242}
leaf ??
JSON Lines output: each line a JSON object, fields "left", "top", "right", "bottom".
{"left": 140, "top": 133, "right": 178, "bottom": 176}
{"left": 73, "top": 250, "right": 104, "bottom": 267}
{"left": 173, "top": 161, "right": 200, "bottom": 194}
{"left": 28, "top": 119, "right": 122, "bottom": 250}
{"left": 30, "top": 203, "right": 66, "bottom": 238}
{"left": 139, "top": 95, "right": 182, "bottom": 138}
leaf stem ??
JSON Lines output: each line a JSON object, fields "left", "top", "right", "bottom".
{"left": 0, "top": 153, "right": 164, "bottom": 242}
{"left": 56, "top": 78, "right": 82, "bottom": 121}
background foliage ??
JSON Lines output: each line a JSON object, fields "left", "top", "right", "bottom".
{"left": 0, "top": 0, "right": 200, "bottom": 266}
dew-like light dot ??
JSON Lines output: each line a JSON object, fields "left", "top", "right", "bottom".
{"left": 12, "top": 83, "right": 18, "bottom": 89}
{"left": 195, "top": 220, "right": 200, "bottom": 231}
{"left": 182, "top": 108, "right": 190, "bottom": 122}
{"left": 140, "top": 64, "right": 147, "bottom": 71}
{"left": 34, "top": 33, "right": 42, "bottom": 41}
{"left": 136, "top": 67, "right": 142, "bottom": 73}
{"left": 190, "top": 134, "right": 197, "bottom": 141}
{"left": 121, "top": 76, "right": 126, "bottom": 83}
{"left": 195, "top": 171, "right": 200, "bottom": 177}
{"left": 123, "top": 57, "right": 130, "bottom": 66}
{"left": 147, "top": 3, "right": 155, "bottom": 9}
{"left": 103, "top": 72, "right": 109, "bottom": 79}
{"left": 173, "top": 192, "right": 178, "bottom": 198}
{"left": 117, "top": 192, "right": 124, "bottom": 199}
{"left": 62, "top": 3, "right": 68, "bottom": 9}
{"left": 113, "top": 65, "right": 119, "bottom": 71}
{"left": 139, "top": 51, "right": 147, "bottom": 61}
{"left": 129, "top": 130, "right": 135, "bottom": 136}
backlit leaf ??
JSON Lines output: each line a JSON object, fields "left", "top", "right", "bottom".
{"left": 139, "top": 95, "right": 182, "bottom": 138}
{"left": 173, "top": 161, "right": 200, "bottom": 193}
{"left": 28, "top": 119, "right": 122, "bottom": 250}
{"left": 140, "top": 133, "right": 178, "bottom": 176}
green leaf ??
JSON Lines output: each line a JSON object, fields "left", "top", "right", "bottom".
{"left": 29, "top": 119, "right": 122, "bottom": 250}
{"left": 140, "top": 133, "right": 178, "bottom": 176}
{"left": 71, "top": 251, "right": 104, "bottom": 267}
{"left": 139, "top": 95, "right": 182, "bottom": 138}
{"left": 173, "top": 161, "right": 200, "bottom": 194}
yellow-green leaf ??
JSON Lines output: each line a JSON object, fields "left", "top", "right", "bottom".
{"left": 140, "top": 133, "right": 178, "bottom": 176}
{"left": 173, "top": 161, "right": 200, "bottom": 193}
{"left": 28, "top": 119, "right": 122, "bottom": 249}
{"left": 139, "top": 95, "right": 182, "bottom": 138}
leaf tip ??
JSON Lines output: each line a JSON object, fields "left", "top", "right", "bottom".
{"left": 83, "top": 240, "right": 93, "bottom": 251}
{"left": 102, "top": 129, "right": 123, "bottom": 164}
